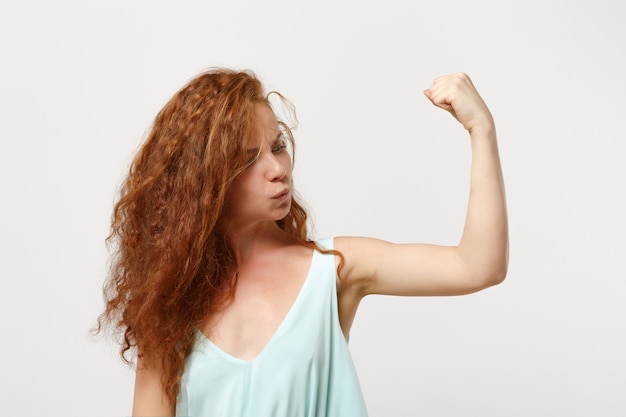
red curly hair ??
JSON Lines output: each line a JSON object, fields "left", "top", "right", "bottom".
{"left": 96, "top": 69, "right": 328, "bottom": 405}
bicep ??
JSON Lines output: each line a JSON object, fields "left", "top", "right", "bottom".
{"left": 132, "top": 357, "right": 174, "bottom": 417}
{"left": 336, "top": 236, "right": 498, "bottom": 297}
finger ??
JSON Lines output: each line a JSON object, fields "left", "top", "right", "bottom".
{"left": 434, "top": 101, "right": 455, "bottom": 113}
{"left": 425, "top": 87, "right": 452, "bottom": 110}
{"left": 424, "top": 87, "right": 457, "bottom": 119}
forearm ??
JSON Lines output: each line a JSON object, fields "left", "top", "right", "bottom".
{"left": 457, "top": 125, "right": 509, "bottom": 284}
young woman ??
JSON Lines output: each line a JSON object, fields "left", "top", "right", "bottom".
{"left": 98, "top": 69, "right": 508, "bottom": 416}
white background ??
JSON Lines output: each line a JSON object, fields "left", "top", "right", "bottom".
{"left": 1, "top": 1, "right": 625, "bottom": 416}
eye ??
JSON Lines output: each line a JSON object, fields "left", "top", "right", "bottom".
{"left": 271, "top": 141, "right": 287, "bottom": 154}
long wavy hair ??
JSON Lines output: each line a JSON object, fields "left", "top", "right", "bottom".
{"left": 96, "top": 69, "right": 334, "bottom": 405}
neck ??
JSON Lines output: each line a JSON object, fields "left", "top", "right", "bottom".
{"left": 225, "top": 221, "right": 294, "bottom": 263}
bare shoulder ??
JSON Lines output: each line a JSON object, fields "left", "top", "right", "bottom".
{"left": 334, "top": 235, "right": 386, "bottom": 263}
{"left": 334, "top": 235, "right": 388, "bottom": 253}
{"left": 333, "top": 236, "right": 388, "bottom": 288}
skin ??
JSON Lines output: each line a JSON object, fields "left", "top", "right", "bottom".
{"left": 132, "top": 73, "right": 509, "bottom": 416}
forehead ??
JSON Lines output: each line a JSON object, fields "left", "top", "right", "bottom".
{"left": 251, "top": 104, "right": 280, "bottom": 140}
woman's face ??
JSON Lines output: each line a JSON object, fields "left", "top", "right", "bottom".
{"left": 225, "top": 104, "right": 293, "bottom": 229}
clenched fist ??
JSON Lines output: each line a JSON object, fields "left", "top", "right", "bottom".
{"left": 424, "top": 73, "right": 494, "bottom": 135}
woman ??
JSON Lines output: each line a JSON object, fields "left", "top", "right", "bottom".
{"left": 98, "top": 69, "right": 508, "bottom": 416}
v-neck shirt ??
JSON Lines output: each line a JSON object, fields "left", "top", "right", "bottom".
{"left": 175, "top": 238, "right": 368, "bottom": 417}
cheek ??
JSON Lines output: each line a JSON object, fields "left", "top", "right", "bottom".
{"left": 280, "top": 155, "right": 293, "bottom": 175}
{"left": 228, "top": 175, "right": 252, "bottom": 204}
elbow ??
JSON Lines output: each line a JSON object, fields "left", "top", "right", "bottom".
{"left": 476, "top": 242, "right": 509, "bottom": 289}
{"left": 457, "top": 237, "right": 509, "bottom": 292}
{"left": 465, "top": 257, "right": 508, "bottom": 293}
{"left": 482, "top": 255, "right": 509, "bottom": 288}
{"left": 497, "top": 245, "right": 510, "bottom": 284}
{"left": 488, "top": 265, "right": 507, "bottom": 287}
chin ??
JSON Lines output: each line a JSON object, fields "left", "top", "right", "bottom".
{"left": 275, "top": 205, "right": 292, "bottom": 221}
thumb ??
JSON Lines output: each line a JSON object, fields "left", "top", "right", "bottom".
{"left": 424, "top": 89, "right": 455, "bottom": 114}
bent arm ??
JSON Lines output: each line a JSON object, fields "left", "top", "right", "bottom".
{"left": 336, "top": 73, "right": 508, "bottom": 302}
{"left": 132, "top": 357, "right": 174, "bottom": 417}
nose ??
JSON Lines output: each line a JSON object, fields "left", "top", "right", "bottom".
{"left": 264, "top": 153, "right": 287, "bottom": 182}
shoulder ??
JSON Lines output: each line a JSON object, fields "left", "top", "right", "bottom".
{"left": 332, "top": 236, "right": 384, "bottom": 293}
{"left": 334, "top": 236, "right": 392, "bottom": 266}
{"left": 313, "top": 237, "right": 335, "bottom": 251}
{"left": 314, "top": 236, "right": 397, "bottom": 294}
{"left": 315, "top": 236, "right": 382, "bottom": 254}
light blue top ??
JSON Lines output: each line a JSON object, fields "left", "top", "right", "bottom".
{"left": 176, "top": 238, "right": 368, "bottom": 417}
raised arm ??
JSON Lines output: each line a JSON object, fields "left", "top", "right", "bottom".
{"left": 336, "top": 73, "right": 508, "bottom": 322}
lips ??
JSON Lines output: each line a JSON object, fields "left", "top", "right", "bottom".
{"left": 272, "top": 189, "right": 289, "bottom": 199}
